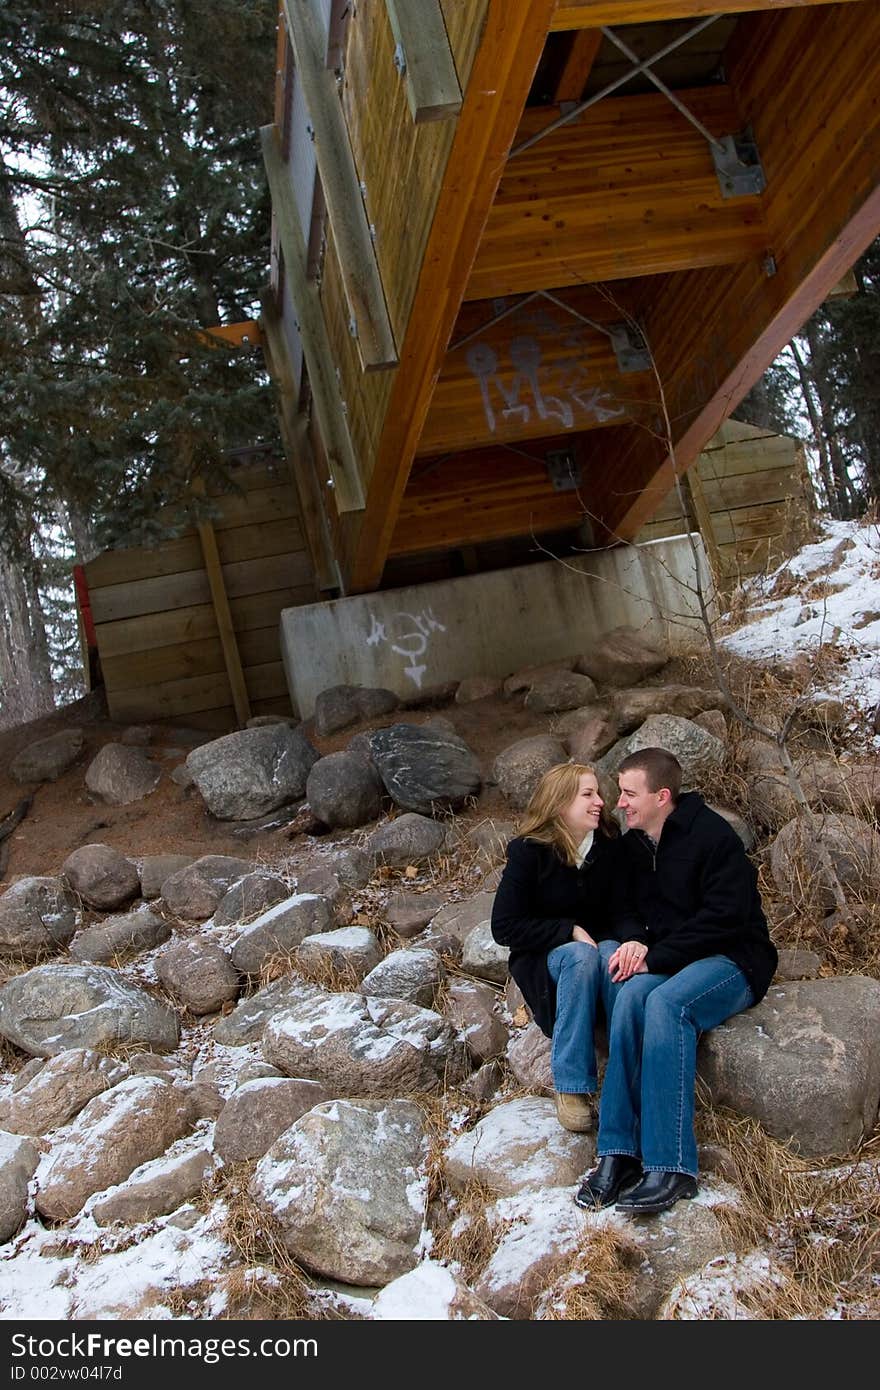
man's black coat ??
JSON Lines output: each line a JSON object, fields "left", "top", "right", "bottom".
{"left": 491, "top": 831, "right": 621, "bottom": 1037}
{"left": 615, "top": 791, "right": 777, "bottom": 1001}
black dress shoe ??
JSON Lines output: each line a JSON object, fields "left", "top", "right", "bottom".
{"left": 575, "top": 1154, "right": 643, "bottom": 1209}
{"left": 615, "top": 1169, "right": 698, "bottom": 1214}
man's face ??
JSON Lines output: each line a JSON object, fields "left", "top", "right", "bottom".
{"left": 617, "top": 766, "right": 668, "bottom": 836}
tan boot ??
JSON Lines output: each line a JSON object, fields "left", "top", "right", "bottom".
{"left": 554, "top": 1092, "right": 593, "bottom": 1133}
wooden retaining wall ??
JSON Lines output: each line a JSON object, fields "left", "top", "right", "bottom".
{"left": 637, "top": 420, "right": 814, "bottom": 585}
{"left": 83, "top": 458, "right": 317, "bottom": 730}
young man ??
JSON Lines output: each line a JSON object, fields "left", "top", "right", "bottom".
{"left": 576, "top": 747, "right": 777, "bottom": 1215}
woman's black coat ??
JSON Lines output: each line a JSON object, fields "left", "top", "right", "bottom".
{"left": 491, "top": 832, "right": 621, "bottom": 1038}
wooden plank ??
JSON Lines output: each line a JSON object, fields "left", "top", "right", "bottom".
{"left": 261, "top": 122, "right": 365, "bottom": 512}
{"left": 591, "top": 4, "right": 880, "bottom": 544}
{"left": 343, "top": 0, "right": 561, "bottom": 591}
{"left": 468, "top": 86, "right": 767, "bottom": 298}
{"left": 85, "top": 519, "right": 306, "bottom": 591}
{"left": 554, "top": 28, "right": 602, "bottom": 103}
{"left": 383, "top": 0, "right": 462, "bottom": 123}
{"left": 195, "top": 509, "right": 251, "bottom": 726}
{"left": 94, "top": 586, "right": 314, "bottom": 661}
{"left": 281, "top": 0, "right": 397, "bottom": 369}
{"left": 90, "top": 552, "right": 315, "bottom": 625}
{"left": 550, "top": 0, "right": 863, "bottom": 29}
{"left": 684, "top": 467, "right": 723, "bottom": 578}
{"left": 391, "top": 440, "right": 587, "bottom": 556}
{"left": 101, "top": 627, "right": 282, "bottom": 695}
{"left": 107, "top": 660, "right": 290, "bottom": 724}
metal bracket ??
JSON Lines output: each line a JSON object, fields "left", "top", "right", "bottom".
{"left": 545, "top": 448, "right": 582, "bottom": 492}
{"left": 393, "top": 42, "right": 406, "bottom": 75}
{"left": 609, "top": 322, "right": 651, "bottom": 374}
{"left": 712, "top": 128, "right": 766, "bottom": 198}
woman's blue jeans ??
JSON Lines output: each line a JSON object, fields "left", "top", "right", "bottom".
{"left": 546, "top": 939, "right": 621, "bottom": 1093}
{"left": 597, "top": 956, "right": 754, "bottom": 1176}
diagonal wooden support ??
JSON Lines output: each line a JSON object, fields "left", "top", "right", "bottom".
{"left": 261, "top": 123, "right": 364, "bottom": 514}
{"left": 383, "top": 0, "right": 462, "bottom": 123}
{"left": 191, "top": 480, "right": 251, "bottom": 726}
{"left": 281, "top": 0, "right": 397, "bottom": 369}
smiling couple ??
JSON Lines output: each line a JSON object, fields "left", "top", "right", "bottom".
{"left": 490, "top": 748, "right": 777, "bottom": 1216}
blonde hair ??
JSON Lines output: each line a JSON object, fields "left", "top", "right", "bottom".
{"left": 518, "top": 762, "right": 616, "bottom": 867}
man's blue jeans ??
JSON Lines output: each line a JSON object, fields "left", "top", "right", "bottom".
{"left": 546, "top": 939, "right": 621, "bottom": 1093}
{"left": 597, "top": 956, "right": 754, "bottom": 1176}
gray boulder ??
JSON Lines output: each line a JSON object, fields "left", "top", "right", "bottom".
{"left": 0, "top": 1045, "right": 125, "bottom": 1134}
{"left": 0, "top": 877, "right": 78, "bottom": 960}
{"left": 611, "top": 684, "right": 718, "bottom": 733}
{"left": 445, "top": 1097, "right": 594, "bottom": 1196}
{"left": 367, "top": 814, "right": 448, "bottom": 868}
{"left": 0, "top": 1132, "right": 38, "bottom": 1242}
{"left": 504, "top": 661, "right": 574, "bottom": 697}
{"left": 575, "top": 626, "right": 667, "bottom": 687}
{"left": 263, "top": 990, "right": 467, "bottom": 1095}
{"left": 360, "top": 948, "right": 444, "bottom": 1007}
{"left": 35, "top": 1076, "right": 193, "bottom": 1220}
{"left": 321, "top": 846, "right": 374, "bottom": 890}
{"left": 10, "top": 729, "right": 84, "bottom": 784}
{"left": 523, "top": 671, "right": 598, "bottom": 714}
{"left": 461, "top": 921, "right": 509, "bottom": 985}
{"left": 770, "top": 813, "right": 880, "bottom": 909}
{"left": 213, "top": 872, "right": 289, "bottom": 928}
{"left": 599, "top": 714, "right": 725, "bottom": 788}
{"left": 297, "top": 927, "right": 382, "bottom": 984}
{"left": 294, "top": 866, "right": 352, "bottom": 926}
{"left": 313, "top": 685, "right": 399, "bottom": 736}
{"left": 385, "top": 888, "right": 448, "bottom": 938}
{"left": 213, "top": 972, "right": 324, "bottom": 1046}
{"left": 774, "top": 948, "right": 822, "bottom": 981}
{"left": 92, "top": 1145, "right": 215, "bottom": 1227}
{"left": 506, "top": 1023, "right": 553, "bottom": 1091}
{"left": 156, "top": 940, "right": 240, "bottom": 1015}
{"left": 161, "top": 855, "right": 253, "bottom": 921}
{"left": 428, "top": 892, "right": 496, "bottom": 943}
{"left": 231, "top": 893, "right": 332, "bottom": 977}
{"left": 563, "top": 713, "right": 619, "bottom": 764}
{"left": 455, "top": 677, "right": 502, "bottom": 703}
{"left": 69, "top": 906, "right": 171, "bottom": 964}
{"left": 213, "top": 1077, "right": 329, "bottom": 1163}
{"left": 0, "top": 963, "right": 179, "bottom": 1058}
{"left": 62, "top": 844, "right": 140, "bottom": 911}
{"left": 306, "top": 752, "right": 384, "bottom": 829}
{"left": 369, "top": 724, "right": 481, "bottom": 814}
{"left": 139, "top": 855, "right": 195, "bottom": 900}
{"left": 250, "top": 1098, "right": 427, "bottom": 1285}
{"left": 85, "top": 744, "right": 160, "bottom": 805}
{"left": 185, "top": 724, "right": 319, "bottom": 820}
{"left": 445, "top": 980, "right": 508, "bottom": 1062}
{"left": 492, "top": 736, "right": 567, "bottom": 810}
{"left": 699, "top": 976, "right": 880, "bottom": 1156}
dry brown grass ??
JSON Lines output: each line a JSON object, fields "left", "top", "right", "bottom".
{"left": 218, "top": 1165, "right": 319, "bottom": 1321}
{"left": 695, "top": 1110, "right": 880, "bottom": 1318}
{"left": 430, "top": 1178, "right": 508, "bottom": 1285}
{"left": 538, "top": 1225, "right": 644, "bottom": 1320}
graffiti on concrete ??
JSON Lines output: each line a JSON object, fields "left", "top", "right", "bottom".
{"left": 366, "top": 607, "right": 447, "bottom": 688}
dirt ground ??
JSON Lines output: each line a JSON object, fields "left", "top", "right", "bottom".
{"left": 0, "top": 681, "right": 602, "bottom": 882}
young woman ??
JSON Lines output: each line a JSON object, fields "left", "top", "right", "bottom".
{"left": 491, "top": 762, "right": 624, "bottom": 1133}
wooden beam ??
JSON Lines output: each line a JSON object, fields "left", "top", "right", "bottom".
{"left": 554, "top": 28, "right": 602, "bottom": 104}
{"left": 281, "top": 0, "right": 397, "bottom": 368}
{"left": 260, "top": 294, "right": 340, "bottom": 591}
{"left": 341, "top": 0, "right": 575, "bottom": 592}
{"left": 261, "top": 123, "right": 364, "bottom": 513}
{"left": 204, "top": 320, "right": 262, "bottom": 349}
{"left": 191, "top": 483, "right": 251, "bottom": 727}
{"left": 468, "top": 86, "right": 767, "bottom": 299}
{"left": 420, "top": 287, "right": 657, "bottom": 454}
{"left": 550, "top": 0, "right": 864, "bottom": 30}
{"left": 383, "top": 0, "right": 462, "bottom": 123}
{"left": 684, "top": 467, "right": 723, "bottom": 579}
{"left": 591, "top": 4, "right": 880, "bottom": 543}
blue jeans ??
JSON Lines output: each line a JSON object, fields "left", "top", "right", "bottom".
{"left": 597, "top": 956, "right": 754, "bottom": 1176}
{"left": 546, "top": 939, "right": 622, "bottom": 1093}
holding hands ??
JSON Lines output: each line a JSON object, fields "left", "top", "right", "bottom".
{"left": 607, "top": 940, "right": 649, "bottom": 983}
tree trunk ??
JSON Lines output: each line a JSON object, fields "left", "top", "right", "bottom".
{"left": 790, "top": 337, "right": 837, "bottom": 514}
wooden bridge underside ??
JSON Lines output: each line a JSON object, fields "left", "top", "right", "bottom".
{"left": 264, "top": 0, "right": 880, "bottom": 593}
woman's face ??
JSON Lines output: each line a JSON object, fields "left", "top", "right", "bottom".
{"left": 559, "top": 772, "right": 603, "bottom": 839}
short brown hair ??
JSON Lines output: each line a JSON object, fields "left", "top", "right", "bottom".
{"left": 617, "top": 747, "right": 682, "bottom": 800}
